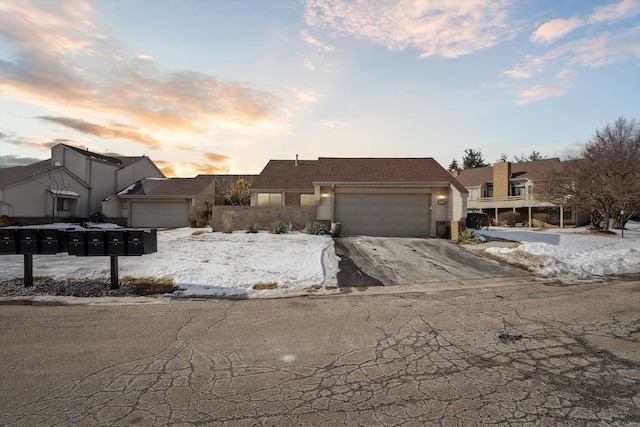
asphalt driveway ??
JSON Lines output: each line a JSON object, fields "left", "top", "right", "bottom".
{"left": 335, "top": 237, "right": 530, "bottom": 286}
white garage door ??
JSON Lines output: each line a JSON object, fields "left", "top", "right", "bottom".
{"left": 130, "top": 202, "right": 188, "bottom": 228}
{"left": 335, "top": 194, "right": 431, "bottom": 237}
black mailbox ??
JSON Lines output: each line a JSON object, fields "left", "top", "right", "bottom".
{"left": 86, "top": 230, "right": 106, "bottom": 256}
{"left": 38, "top": 229, "right": 64, "bottom": 254}
{"left": 0, "top": 229, "right": 17, "bottom": 254}
{"left": 105, "top": 230, "right": 126, "bottom": 255}
{"left": 17, "top": 229, "right": 38, "bottom": 254}
{"left": 67, "top": 231, "right": 86, "bottom": 256}
{"left": 126, "top": 229, "right": 157, "bottom": 255}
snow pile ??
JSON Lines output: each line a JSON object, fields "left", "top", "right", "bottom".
{"left": 478, "top": 221, "right": 640, "bottom": 279}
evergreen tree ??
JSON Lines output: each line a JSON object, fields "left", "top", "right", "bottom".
{"left": 462, "top": 148, "right": 487, "bottom": 169}
{"left": 448, "top": 158, "right": 461, "bottom": 172}
{"left": 514, "top": 150, "right": 547, "bottom": 162}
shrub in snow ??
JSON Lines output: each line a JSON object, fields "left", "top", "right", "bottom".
{"left": 532, "top": 213, "right": 549, "bottom": 227}
{"left": 456, "top": 229, "right": 478, "bottom": 244}
{"left": 270, "top": 219, "right": 288, "bottom": 234}
{"left": 305, "top": 221, "right": 327, "bottom": 235}
{"left": 222, "top": 211, "right": 238, "bottom": 233}
{"left": 247, "top": 223, "right": 261, "bottom": 233}
{"left": 498, "top": 211, "right": 520, "bottom": 227}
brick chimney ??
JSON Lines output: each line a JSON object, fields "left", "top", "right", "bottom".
{"left": 493, "top": 161, "right": 511, "bottom": 198}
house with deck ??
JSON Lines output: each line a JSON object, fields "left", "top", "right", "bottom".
{"left": 454, "top": 159, "right": 588, "bottom": 227}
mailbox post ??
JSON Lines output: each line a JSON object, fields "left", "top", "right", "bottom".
{"left": 17, "top": 229, "right": 38, "bottom": 287}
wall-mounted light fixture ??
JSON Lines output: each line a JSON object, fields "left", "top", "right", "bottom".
{"left": 321, "top": 192, "right": 330, "bottom": 198}
{"left": 437, "top": 195, "right": 447, "bottom": 205}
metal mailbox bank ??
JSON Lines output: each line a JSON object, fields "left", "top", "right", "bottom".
{"left": 0, "top": 227, "right": 158, "bottom": 289}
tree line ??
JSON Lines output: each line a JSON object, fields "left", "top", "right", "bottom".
{"left": 448, "top": 149, "right": 547, "bottom": 172}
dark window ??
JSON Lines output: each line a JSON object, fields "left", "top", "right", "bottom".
{"left": 57, "top": 198, "right": 70, "bottom": 211}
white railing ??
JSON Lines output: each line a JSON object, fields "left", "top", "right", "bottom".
{"left": 475, "top": 195, "right": 532, "bottom": 203}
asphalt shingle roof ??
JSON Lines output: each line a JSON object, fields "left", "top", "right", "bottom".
{"left": 119, "top": 177, "right": 216, "bottom": 197}
{"left": 251, "top": 160, "right": 318, "bottom": 190}
{"left": 64, "top": 144, "right": 123, "bottom": 166}
{"left": 315, "top": 158, "right": 468, "bottom": 193}
{"left": 251, "top": 158, "right": 467, "bottom": 193}
{"left": 0, "top": 160, "right": 55, "bottom": 187}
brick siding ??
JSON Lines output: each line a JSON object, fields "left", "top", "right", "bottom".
{"left": 211, "top": 206, "right": 316, "bottom": 232}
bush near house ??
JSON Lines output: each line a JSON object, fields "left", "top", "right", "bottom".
{"left": 269, "top": 219, "right": 288, "bottom": 234}
{"left": 456, "top": 229, "right": 478, "bottom": 244}
{"left": 533, "top": 212, "right": 549, "bottom": 226}
{"left": 222, "top": 211, "right": 238, "bottom": 233}
{"left": 498, "top": 211, "right": 520, "bottom": 227}
{"left": 247, "top": 223, "right": 261, "bottom": 233}
{"left": 304, "top": 221, "right": 328, "bottom": 235}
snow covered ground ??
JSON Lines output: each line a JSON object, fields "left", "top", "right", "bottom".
{"left": 475, "top": 221, "right": 640, "bottom": 279}
{"left": 1, "top": 221, "right": 638, "bottom": 298}
{"left": 0, "top": 227, "right": 340, "bottom": 298}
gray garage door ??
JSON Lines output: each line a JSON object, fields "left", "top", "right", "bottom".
{"left": 130, "top": 202, "right": 188, "bottom": 228}
{"left": 335, "top": 194, "right": 431, "bottom": 237}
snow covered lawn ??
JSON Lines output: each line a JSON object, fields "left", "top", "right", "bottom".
{"left": 0, "top": 228, "right": 340, "bottom": 298}
{"left": 475, "top": 221, "right": 640, "bottom": 279}
{"left": 2, "top": 221, "right": 639, "bottom": 298}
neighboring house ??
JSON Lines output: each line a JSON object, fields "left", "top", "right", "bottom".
{"left": 251, "top": 157, "right": 468, "bottom": 238}
{"left": 103, "top": 175, "right": 251, "bottom": 228}
{"left": 0, "top": 160, "right": 89, "bottom": 219}
{"left": 454, "top": 159, "right": 587, "bottom": 227}
{"left": 0, "top": 144, "right": 164, "bottom": 222}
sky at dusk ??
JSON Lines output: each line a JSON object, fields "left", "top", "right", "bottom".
{"left": 1, "top": 0, "right": 639, "bottom": 177}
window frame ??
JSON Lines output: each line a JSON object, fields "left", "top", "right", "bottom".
{"left": 257, "top": 193, "right": 282, "bottom": 207}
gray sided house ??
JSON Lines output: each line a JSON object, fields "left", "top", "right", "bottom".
{"left": 455, "top": 159, "right": 588, "bottom": 227}
{"left": 249, "top": 157, "right": 468, "bottom": 238}
{"left": 103, "top": 175, "right": 251, "bottom": 228}
{"left": 0, "top": 144, "right": 164, "bottom": 223}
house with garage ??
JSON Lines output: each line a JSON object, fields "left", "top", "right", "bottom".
{"left": 454, "top": 158, "right": 588, "bottom": 227}
{"left": 0, "top": 144, "right": 164, "bottom": 223}
{"left": 103, "top": 175, "right": 252, "bottom": 228}
{"left": 236, "top": 156, "right": 468, "bottom": 238}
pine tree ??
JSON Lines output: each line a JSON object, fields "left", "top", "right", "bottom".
{"left": 462, "top": 149, "right": 487, "bottom": 169}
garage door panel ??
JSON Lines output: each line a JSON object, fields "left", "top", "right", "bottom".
{"left": 131, "top": 202, "right": 188, "bottom": 228}
{"left": 335, "top": 194, "right": 430, "bottom": 237}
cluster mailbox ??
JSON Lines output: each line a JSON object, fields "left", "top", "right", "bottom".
{"left": 17, "top": 229, "right": 38, "bottom": 254}
{"left": 106, "top": 230, "right": 126, "bottom": 256}
{"left": 0, "top": 229, "right": 16, "bottom": 254}
{"left": 0, "top": 228, "right": 69, "bottom": 255}
{"left": 1, "top": 227, "right": 157, "bottom": 288}
{"left": 65, "top": 229, "right": 157, "bottom": 256}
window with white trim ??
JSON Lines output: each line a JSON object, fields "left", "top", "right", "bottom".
{"left": 257, "top": 193, "right": 282, "bottom": 207}
{"left": 300, "top": 194, "right": 315, "bottom": 206}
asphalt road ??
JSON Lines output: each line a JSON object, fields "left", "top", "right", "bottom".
{"left": 1, "top": 277, "right": 639, "bottom": 426}
{"left": 334, "top": 236, "right": 530, "bottom": 286}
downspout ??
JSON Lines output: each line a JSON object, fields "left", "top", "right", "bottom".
{"left": 87, "top": 158, "right": 93, "bottom": 215}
